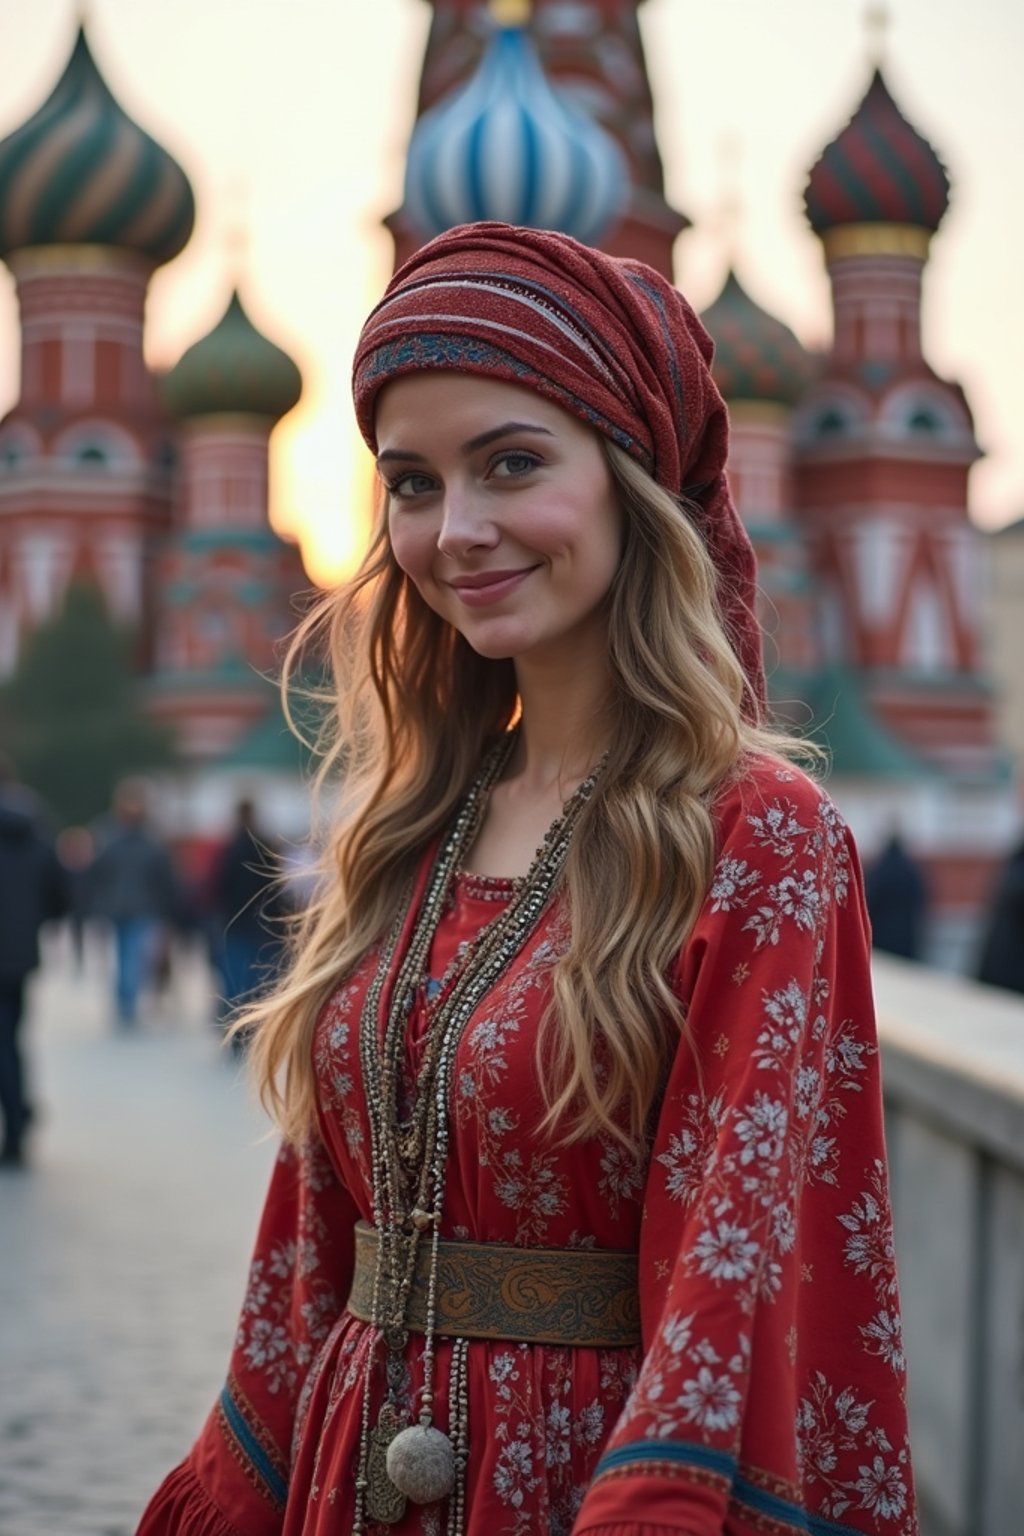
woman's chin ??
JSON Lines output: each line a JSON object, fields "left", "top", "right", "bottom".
{"left": 453, "top": 622, "right": 532, "bottom": 662}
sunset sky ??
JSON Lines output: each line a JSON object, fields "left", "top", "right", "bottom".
{"left": 1, "top": 0, "right": 1021, "bottom": 584}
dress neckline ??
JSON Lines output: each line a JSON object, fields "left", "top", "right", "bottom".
{"left": 453, "top": 867, "right": 521, "bottom": 901}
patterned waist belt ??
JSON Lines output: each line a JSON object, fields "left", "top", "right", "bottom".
{"left": 347, "top": 1221, "right": 640, "bottom": 1348}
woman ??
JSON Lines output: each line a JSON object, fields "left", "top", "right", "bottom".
{"left": 138, "top": 223, "right": 916, "bottom": 1536}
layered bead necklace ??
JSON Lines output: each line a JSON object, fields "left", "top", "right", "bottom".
{"left": 353, "top": 732, "right": 604, "bottom": 1531}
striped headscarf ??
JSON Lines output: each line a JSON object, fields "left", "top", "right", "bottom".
{"left": 352, "top": 221, "right": 764, "bottom": 717}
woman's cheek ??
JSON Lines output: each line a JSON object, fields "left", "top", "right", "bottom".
{"left": 387, "top": 520, "right": 424, "bottom": 581}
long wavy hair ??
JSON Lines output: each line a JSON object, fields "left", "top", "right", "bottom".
{"left": 241, "top": 440, "right": 814, "bottom": 1150}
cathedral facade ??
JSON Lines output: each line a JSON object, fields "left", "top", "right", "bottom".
{"left": 0, "top": 3, "right": 1014, "bottom": 962}
{"left": 0, "top": 27, "right": 306, "bottom": 795}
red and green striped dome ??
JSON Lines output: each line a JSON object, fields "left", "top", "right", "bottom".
{"left": 701, "top": 270, "right": 812, "bottom": 407}
{"left": 0, "top": 27, "right": 194, "bottom": 266}
{"left": 804, "top": 68, "right": 950, "bottom": 235}
{"left": 162, "top": 291, "right": 302, "bottom": 423}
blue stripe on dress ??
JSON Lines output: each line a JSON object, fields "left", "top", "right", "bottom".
{"left": 218, "top": 1383, "right": 288, "bottom": 1509}
{"left": 595, "top": 1438, "right": 872, "bottom": 1536}
{"left": 595, "top": 1437, "right": 736, "bottom": 1481}
{"left": 733, "top": 1474, "right": 872, "bottom": 1536}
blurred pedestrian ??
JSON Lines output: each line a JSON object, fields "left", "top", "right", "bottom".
{"left": 0, "top": 755, "right": 69, "bottom": 1167}
{"left": 209, "top": 799, "right": 287, "bottom": 1032}
{"left": 865, "top": 831, "right": 929, "bottom": 960}
{"left": 56, "top": 825, "right": 95, "bottom": 971}
{"left": 87, "top": 779, "right": 180, "bottom": 1027}
{"left": 976, "top": 836, "right": 1024, "bottom": 993}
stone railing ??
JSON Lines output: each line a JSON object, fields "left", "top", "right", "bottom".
{"left": 873, "top": 954, "right": 1024, "bottom": 1536}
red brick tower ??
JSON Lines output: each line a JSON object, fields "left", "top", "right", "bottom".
{"left": 796, "top": 66, "right": 1013, "bottom": 956}
{"left": 148, "top": 291, "right": 305, "bottom": 763}
{"left": 0, "top": 26, "right": 194, "bottom": 674}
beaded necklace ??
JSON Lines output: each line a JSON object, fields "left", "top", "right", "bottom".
{"left": 353, "top": 733, "right": 604, "bottom": 1530}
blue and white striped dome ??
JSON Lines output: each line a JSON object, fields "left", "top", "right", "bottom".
{"left": 403, "top": 18, "right": 628, "bottom": 245}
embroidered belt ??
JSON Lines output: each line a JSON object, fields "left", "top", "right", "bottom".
{"left": 347, "top": 1221, "right": 640, "bottom": 1348}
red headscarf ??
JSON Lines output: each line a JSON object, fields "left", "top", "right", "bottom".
{"left": 352, "top": 221, "right": 764, "bottom": 717}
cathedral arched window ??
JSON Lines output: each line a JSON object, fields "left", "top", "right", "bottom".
{"left": 814, "top": 408, "right": 848, "bottom": 438}
{"left": 0, "top": 424, "right": 41, "bottom": 469}
{"left": 793, "top": 389, "right": 867, "bottom": 447}
{"left": 879, "top": 385, "right": 972, "bottom": 447}
{"left": 907, "top": 406, "right": 943, "bottom": 435}
{"left": 53, "top": 421, "right": 142, "bottom": 472}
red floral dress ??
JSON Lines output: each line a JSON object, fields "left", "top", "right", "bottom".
{"left": 138, "top": 760, "right": 917, "bottom": 1536}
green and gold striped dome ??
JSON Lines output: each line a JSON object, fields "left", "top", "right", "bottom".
{"left": 0, "top": 26, "right": 195, "bottom": 266}
{"left": 701, "top": 270, "right": 813, "bottom": 408}
{"left": 162, "top": 290, "right": 303, "bottom": 423}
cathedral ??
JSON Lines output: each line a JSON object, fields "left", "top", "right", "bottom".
{"left": 0, "top": 25, "right": 306, "bottom": 791}
{"left": 0, "top": 1, "right": 1013, "bottom": 963}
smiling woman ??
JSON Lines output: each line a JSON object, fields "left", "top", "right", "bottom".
{"left": 378, "top": 375, "right": 623, "bottom": 675}
{"left": 137, "top": 222, "right": 918, "bottom": 1536}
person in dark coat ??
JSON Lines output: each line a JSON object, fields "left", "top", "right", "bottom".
{"left": 864, "top": 832, "right": 929, "bottom": 960}
{"left": 976, "top": 837, "right": 1024, "bottom": 993}
{"left": 209, "top": 799, "right": 287, "bottom": 1034}
{"left": 88, "top": 780, "right": 181, "bottom": 1026}
{"left": 0, "top": 764, "right": 69, "bottom": 1166}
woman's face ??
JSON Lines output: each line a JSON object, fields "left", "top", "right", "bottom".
{"left": 375, "top": 373, "right": 624, "bottom": 670}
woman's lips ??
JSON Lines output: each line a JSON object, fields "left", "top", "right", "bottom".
{"left": 449, "top": 568, "right": 537, "bottom": 606}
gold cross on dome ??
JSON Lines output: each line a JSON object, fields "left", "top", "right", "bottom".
{"left": 714, "top": 132, "right": 744, "bottom": 266}
{"left": 223, "top": 176, "right": 250, "bottom": 287}
{"left": 489, "top": 0, "right": 532, "bottom": 27}
{"left": 865, "top": 3, "right": 890, "bottom": 63}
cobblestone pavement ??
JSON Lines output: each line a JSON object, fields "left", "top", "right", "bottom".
{"left": 0, "top": 936, "right": 276, "bottom": 1536}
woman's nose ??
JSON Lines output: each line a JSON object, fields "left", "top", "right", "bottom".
{"left": 436, "top": 485, "right": 499, "bottom": 556}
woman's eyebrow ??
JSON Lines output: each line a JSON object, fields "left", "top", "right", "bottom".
{"left": 376, "top": 421, "right": 554, "bottom": 466}
{"left": 461, "top": 422, "right": 554, "bottom": 453}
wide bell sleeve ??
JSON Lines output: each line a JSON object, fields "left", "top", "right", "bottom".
{"left": 573, "top": 763, "right": 917, "bottom": 1536}
{"left": 136, "top": 1130, "right": 358, "bottom": 1536}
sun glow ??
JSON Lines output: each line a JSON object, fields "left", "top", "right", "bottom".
{"left": 269, "top": 401, "right": 378, "bottom": 590}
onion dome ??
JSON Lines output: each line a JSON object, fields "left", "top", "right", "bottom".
{"left": 701, "top": 271, "right": 813, "bottom": 408}
{"left": 162, "top": 291, "right": 302, "bottom": 424}
{"left": 804, "top": 68, "right": 950, "bottom": 235}
{"left": 403, "top": 9, "right": 628, "bottom": 244}
{"left": 0, "top": 26, "right": 194, "bottom": 266}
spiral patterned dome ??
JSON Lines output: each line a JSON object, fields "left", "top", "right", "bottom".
{"left": 161, "top": 291, "right": 302, "bottom": 423}
{"left": 0, "top": 26, "right": 195, "bottom": 265}
{"left": 701, "top": 270, "right": 813, "bottom": 408}
{"left": 804, "top": 68, "right": 950, "bottom": 235}
{"left": 403, "top": 15, "right": 628, "bottom": 244}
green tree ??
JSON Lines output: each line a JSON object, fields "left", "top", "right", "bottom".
{"left": 0, "top": 581, "right": 176, "bottom": 827}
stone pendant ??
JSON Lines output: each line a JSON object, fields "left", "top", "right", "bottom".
{"left": 385, "top": 1422, "right": 456, "bottom": 1504}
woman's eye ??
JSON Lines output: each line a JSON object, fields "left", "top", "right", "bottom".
{"left": 490, "top": 451, "right": 541, "bottom": 479}
{"left": 386, "top": 471, "right": 437, "bottom": 499}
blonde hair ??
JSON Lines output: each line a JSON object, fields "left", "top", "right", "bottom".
{"left": 240, "top": 441, "right": 814, "bottom": 1150}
